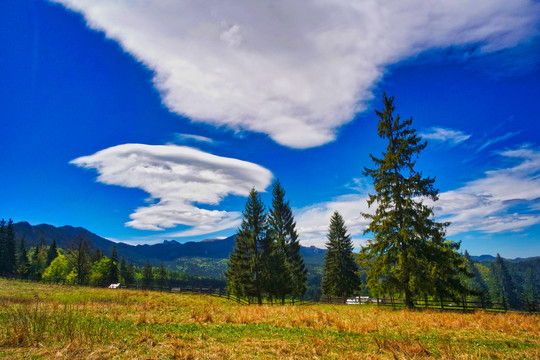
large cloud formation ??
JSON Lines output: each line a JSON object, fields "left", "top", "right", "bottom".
{"left": 296, "top": 147, "right": 540, "bottom": 247}
{"left": 53, "top": 0, "right": 539, "bottom": 148}
{"left": 71, "top": 144, "right": 273, "bottom": 235}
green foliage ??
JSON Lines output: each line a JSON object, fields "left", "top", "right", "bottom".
{"left": 68, "top": 235, "right": 92, "bottom": 285}
{"left": 156, "top": 262, "right": 168, "bottom": 287}
{"left": 107, "top": 245, "right": 119, "bottom": 284}
{"left": 267, "top": 179, "right": 307, "bottom": 301}
{"left": 490, "top": 254, "right": 520, "bottom": 308}
{"left": 143, "top": 260, "right": 154, "bottom": 287}
{"left": 0, "top": 219, "right": 17, "bottom": 274}
{"left": 30, "top": 237, "right": 48, "bottom": 280}
{"left": 42, "top": 252, "right": 71, "bottom": 283}
{"left": 226, "top": 188, "right": 272, "bottom": 304}
{"left": 360, "top": 94, "right": 469, "bottom": 307}
{"left": 523, "top": 268, "right": 539, "bottom": 301}
{"left": 321, "top": 211, "right": 360, "bottom": 297}
{"left": 89, "top": 257, "right": 111, "bottom": 287}
{"left": 46, "top": 238, "right": 58, "bottom": 266}
{"left": 16, "top": 236, "right": 30, "bottom": 278}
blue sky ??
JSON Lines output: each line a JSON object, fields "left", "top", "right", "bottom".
{"left": 1, "top": 0, "right": 540, "bottom": 257}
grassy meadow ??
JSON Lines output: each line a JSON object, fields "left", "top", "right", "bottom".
{"left": 0, "top": 278, "right": 538, "bottom": 359}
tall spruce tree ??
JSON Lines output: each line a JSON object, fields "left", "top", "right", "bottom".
{"left": 225, "top": 188, "right": 272, "bottom": 305}
{"left": 4, "top": 220, "right": 17, "bottom": 274}
{"left": 107, "top": 245, "right": 119, "bottom": 284}
{"left": 46, "top": 239, "right": 58, "bottom": 266}
{"left": 0, "top": 219, "right": 4, "bottom": 273}
{"left": 267, "top": 180, "right": 307, "bottom": 303}
{"left": 321, "top": 211, "right": 360, "bottom": 298}
{"left": 464, "top": 251, "right": 489, "bottom": 302}
{"left": 69, "top": 235, "right": 92, "bottom": 285}
{"left": 16, "top": 236, "right": 30, "bottom": 278}
{"left": 157, "top": 262, "right": 168, "bottom": 288}
{"left": 143, "top": 260, "right": 154, "bottom": 288}
{"left": 491, "top": 254, "right": 520, "bottom": 309}
{"left": 361, "top": 94, "right": 469, "bottom": 308}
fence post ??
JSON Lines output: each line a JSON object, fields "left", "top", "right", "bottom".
{"left": 481, "top": 296, "right": 485, "bottom": 310}
{"left": 462, "top": 295, "right": 467, "bottom": 311}
{"left": 502, "top": 296, "right": 507, "bottom": 312}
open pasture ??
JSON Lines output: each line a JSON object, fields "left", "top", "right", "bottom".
{"left": 0, "top": 279, "right": 538, "bottom": 359}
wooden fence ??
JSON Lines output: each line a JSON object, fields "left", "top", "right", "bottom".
{"left": 316, "top": 295, "right": 540, "bottom": 314}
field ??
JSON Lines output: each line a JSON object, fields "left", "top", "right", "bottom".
{"left": 0, "top": 278, "right": 538, "bottom": 359}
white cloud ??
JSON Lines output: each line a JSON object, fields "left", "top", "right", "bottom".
{"left": 71, "top": 144, "right": 273, "bottom": 235}
{"left": 420, "top": 127, "right": 471, "bottom": 145}
{"left": 172, "top": 133, "right": 215, "bottom": 145}
{"left": 296, "top": 194, "right": 374, "bottom": 248}
{"left": 432, "top": 146, "right": 540, "bottom": 234}
{"left": 52, "top": 0, "right": 539, "bottom": 148}
{"left": 295, "top": 146, "right": 540, "bottom": 247}
{"left": 476, "top": 131, "right": 521, "bottom": 152}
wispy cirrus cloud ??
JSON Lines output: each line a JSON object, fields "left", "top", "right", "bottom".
{"left": 295, "top": 146, "right": 540, "bottom": 248}
{"left": 71, "top": 144, "right": 273, "bottom": 236}
{"left": 476, "top": 131, "right": 521, "bottom": 152}
{"left": 172, "top": 133, "right": 215, "bottom": 145}
{"left": 420, "top": 127, "right": 471, "bottom": 146}
{"left": 52, "top": 0, "right": 539, "bottom": 148}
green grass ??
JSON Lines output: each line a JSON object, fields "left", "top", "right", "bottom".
{"left": 0, "top": 278, "right": 538, "bottom": 359}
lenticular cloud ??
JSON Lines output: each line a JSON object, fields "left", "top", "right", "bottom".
{"left": 70, "top": 144, "right": 273, "bottom": 234}
{"left": 54, "top": 0, "right": 539, "bottom": 148}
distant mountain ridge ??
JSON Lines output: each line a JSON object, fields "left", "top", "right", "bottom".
{"left": 13, "top": 221, "right": 326, "bottom": 266}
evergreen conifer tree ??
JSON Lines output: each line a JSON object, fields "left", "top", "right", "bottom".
{"left": 143, "top": 260, "right": 154, "bottom": 288}
{"left": 322, "top": 211, "right": 360, "bottom": 298}
{"left": 4, "top": 220, "right": 17, "bottom": 274}
{"left": 361, "top": 94, "right": 469, "bottom": 308}
{"left": 157, "top": 262, "right": 168, "bottom": 288}
{"left": 46, "top": 239, "right": 58, "bottom": 266}
{"left": 491, "top": 254, "right": 520, "bottom": 309}
{"left": 267, "top": 180, "right": 307, "bottom": 303}
{"left": 225, "top": 188, "right": 271, "bottom": 304}
{"left": 107, "top": 245, "right": 119, "bottom": 284}
{"left": 523, "top": 268, "right": 539, "bottom": 302}
{"left": 464, "top": 251, "right": 489, "bottom": 302}
{"left": 119, "top": 257, "right": 129, "bottom": 284}
{"left": 30, "top": 235, "right": 48, "bottom": 280}
{"left": 69, "top": 235, "right": 92, "bottom": 285}
{"left": 16, "top": 236, "right": 30, "bottom": 278}
{"left": 0, "top": 219, "right": 4, "bottom": 273}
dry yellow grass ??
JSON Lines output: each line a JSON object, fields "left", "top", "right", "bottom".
{"left": 0, "top": 278, "right": 538, "bottom": 359}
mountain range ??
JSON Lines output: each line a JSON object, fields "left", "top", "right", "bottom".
{"left": 13, "top": 221, "right": 326, "bottom": 267}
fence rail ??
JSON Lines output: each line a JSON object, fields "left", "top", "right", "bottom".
{"left": 316, "top": 295, "right": 540, "bottom": 313}
{"left": 2, "top": 276, "right": 538, "bottom": 313}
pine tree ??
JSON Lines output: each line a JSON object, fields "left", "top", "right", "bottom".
{"left": 225, "top": 188, "right": 271, "bottom": 305}
{"left": 523, "top": 268, "right": 539, "bottom": 301}
{"left": 107, "top": 245, "right": 119, "bottom": 284}
{"left": 16, "top": 236, "right": 30, "bottom": 278}
{"left": 361, "top": 94, "right": 469, "bottom": 308}
{"left": 491, "top": 254, "right": 520, "bottom": 309}
{"left": 143, "top": 260, "right": 154, "bottom": 288}
{"left": 4, "top": 220, "right": 17, "bottom": 274}
{"left": 68, "top": 235, "right": 92, "bottom": 285}
{"left": 30, "top": 235, "right": 48, "bottom": 280}
{"left": 267, "top": 179, "right": 307, "bottom": 303}
{"left": 464, "top": 251, "right": 489, "bottom": 302}
{"left": 156, "top": 262, "right": 168, "bottom": 288}
{"left": 322, "top": 211, "right": 360, "bottom": 298}
{"left": 0, "top": 219, "right": 4, "bottom": 273}
{"left": 46, "top": 239, "right": 58, "bottom": 266}
{"left": 119, "top": 257, "right": 129, "bottom": 284}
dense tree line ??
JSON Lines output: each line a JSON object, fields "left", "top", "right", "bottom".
{"left": 226, "top": 180, "right": 307, "bottom": 304}
{"left": 0, "top": 228, "right": 225, "bottom": 289}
